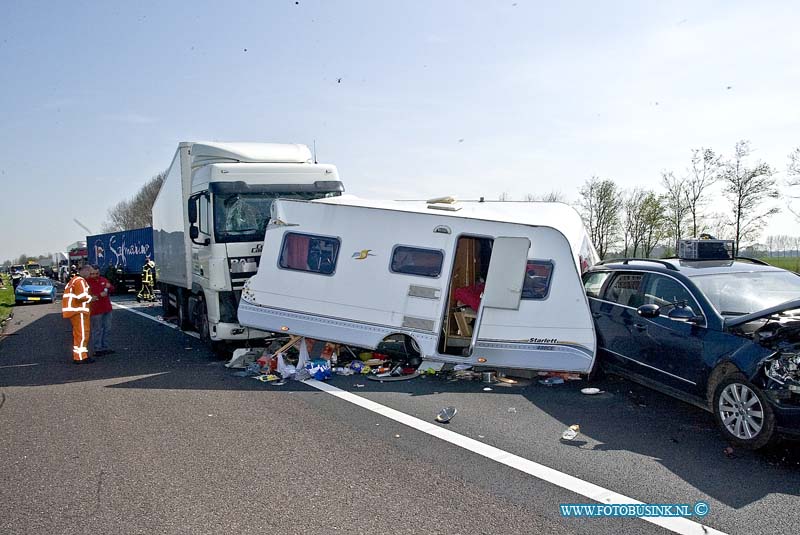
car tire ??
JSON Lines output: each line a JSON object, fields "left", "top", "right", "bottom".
{"left": 712, "top": 373, "right": 776, "bottom": 450}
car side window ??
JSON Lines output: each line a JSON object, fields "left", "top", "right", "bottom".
{"left": 583, "top": 272, "right": 610, "bottom": 298}
{"left": 603, "top": 272, "right": 646, "bottom": 307}
{"left": 641, "top": 274, "right": 700, "bottom": 316}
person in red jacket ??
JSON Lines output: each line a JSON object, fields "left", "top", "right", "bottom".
{"left": 62, "top": 265, "right": 95, "bottom": 364}
{"left": 88, "top": 265, "right": 115, "bottom": 356}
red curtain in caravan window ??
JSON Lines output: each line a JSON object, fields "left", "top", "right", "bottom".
{"left": 281, "top": 234, "right": 310, "bottom": 270}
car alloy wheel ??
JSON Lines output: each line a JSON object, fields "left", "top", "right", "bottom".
{"left": 713, "top": 374, "right": 775, "bottom": 450}
{"left": 718, "top": 382, "right": 764, "bottom": 440}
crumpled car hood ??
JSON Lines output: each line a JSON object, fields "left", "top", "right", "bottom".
{"left": 725, "top": 298, "right": 800, "bottom": 328}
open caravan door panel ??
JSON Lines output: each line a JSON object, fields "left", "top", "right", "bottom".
{"left": 481, "top": 237, "right": 530, "bottom": 310}
{"left": 471, "top": 236, "right": 594, "bottom": 372}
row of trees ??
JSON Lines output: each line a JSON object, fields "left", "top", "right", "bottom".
{"left": 1, "top": 254, "right": 51, "bottom": 267}
{"left": 102, "top": 171, "right": 166, "bottom": 232}
{"left": 577, "top": 140, "right": 795, "bottom": 259}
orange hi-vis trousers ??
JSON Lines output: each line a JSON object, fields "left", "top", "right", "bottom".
{"left": 70, "top": 313, "right": 91, "bottom": 361}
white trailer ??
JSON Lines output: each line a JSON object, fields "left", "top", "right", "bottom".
{"left": 238, "top": 197, "right": 600, "bottom": 372}
{"left": 151, "top": 141, "right": 343, "bottom": 348}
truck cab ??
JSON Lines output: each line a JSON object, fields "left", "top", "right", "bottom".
{"left": 153, "top": 142, "right": 343, "bottom": 350}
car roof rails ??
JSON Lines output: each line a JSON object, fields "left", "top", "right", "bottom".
{"left": 733, "top": 256, "right": 770, "bottom": 266}
{"left": 596, "top": 258, "right": 679, "bottom": 271}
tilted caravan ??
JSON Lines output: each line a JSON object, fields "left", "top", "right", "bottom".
{"left": 238, "top": 197, "right": 600, "bottom": 372}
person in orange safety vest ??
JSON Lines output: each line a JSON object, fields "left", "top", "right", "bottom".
{"left": 62, "top": 265, "right": 96, "bottom": 364}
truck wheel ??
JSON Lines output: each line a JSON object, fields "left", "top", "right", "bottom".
{"left": 196, "top": 298, "right": 228, "bottom": 357}
{"left": 160, "top": 285, "right": 171, "bottom": 315}
{"left": 176, "top": 291, "right": 192, "bottom": 331}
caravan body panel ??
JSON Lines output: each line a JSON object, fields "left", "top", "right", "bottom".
{"left": 239, "top": 197, "right": 598, "bottom": 372}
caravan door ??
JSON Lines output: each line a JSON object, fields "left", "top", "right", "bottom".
{"left": 468, "top": 237, "right": 530, "bottom": 354}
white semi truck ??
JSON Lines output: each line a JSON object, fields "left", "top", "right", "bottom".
{"left": 151, "top": 141, "right": 343, "bottom": 349}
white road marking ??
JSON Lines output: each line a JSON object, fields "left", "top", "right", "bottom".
{"left": 112, "top": 301, "right": 201, "bottom": 339}
{"left": 115, "top": 302, "right": 726, "bottom": 535}
{"left": 304, "top": 379, "right": 728, "bottom": 535}
{"left": 0, "top": 363, "right": 40, "bottom": 369}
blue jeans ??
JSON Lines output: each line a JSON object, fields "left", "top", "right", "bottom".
{"left": 91, "top": 312, "right": 112, "bottom": 351}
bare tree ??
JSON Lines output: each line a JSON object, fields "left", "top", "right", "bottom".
{"left": 640, "top": 192, "right": 668, "bottom": 258}
{"left": 103, "top": 171, "right": 167, "bottom": 231}
{"left": 498, "top": 192, "right": 511, "bottom": 202}
{"left": 661, "top": 171, "right": 689, "bottom": 252}
{"left": 524, "top": 190, "right": 567, "bottom": 202}
{"left": 787, "top": 147, "right": 800, "bottom": 218}
{"left": 720, "top": 140, "right": 779, "bottom": 256}
{"left": 684, "top": 148, "right": 721, "bottom": 237}
{"left": 579, "top": 177, "right": 621, "bottom": 260}
{"left": 621, "top": 188, "right": 647, "bottom": 256}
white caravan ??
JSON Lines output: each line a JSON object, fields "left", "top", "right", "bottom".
{"left": 238, "top": 197, "right": 600, "bottom": 372}
{"left": 152, "top": 142, "right": 343, "bottom": 347}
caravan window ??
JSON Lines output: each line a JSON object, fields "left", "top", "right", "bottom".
{"left": 521, "top": 260, "right": 554, "bottom": 299}
{"left": 279, "top": 232, "right": 340, "bottom": 275}
{"left": 390, "top": 246, "right": 444, "bottom": 277}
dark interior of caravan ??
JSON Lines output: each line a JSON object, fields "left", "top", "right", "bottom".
{"left": 438, "top": 236, "right": 493, "bottom": 356}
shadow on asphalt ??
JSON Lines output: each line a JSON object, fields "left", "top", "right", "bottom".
{"left": 1, "top": 305, "right": 798, "bottom": 510}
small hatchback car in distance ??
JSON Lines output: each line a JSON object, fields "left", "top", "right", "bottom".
{"left": 584, "top": 239, "right": 800, "bottom": 449}
{"left": 14, "top": 277, "right": 57, "bottom": 304}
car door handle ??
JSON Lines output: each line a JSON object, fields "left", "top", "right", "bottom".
{"left": 633, "top": 323, "right": 647, "bottom": 331}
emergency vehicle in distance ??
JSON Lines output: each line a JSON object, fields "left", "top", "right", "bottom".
{"left": 151, "top": 141, "right": 343, "bottom": 352}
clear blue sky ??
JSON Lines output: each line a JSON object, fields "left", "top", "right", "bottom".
{"left": 1, "top": 1, "right": 798, "bottom": 261}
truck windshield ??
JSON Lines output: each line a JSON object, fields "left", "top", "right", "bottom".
{"left": 214, "top": 191, "right": 340, "bottom": 243}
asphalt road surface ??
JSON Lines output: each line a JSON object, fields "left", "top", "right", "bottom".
{"left": 1, "top": 293, "right": 798, "bottom": 535}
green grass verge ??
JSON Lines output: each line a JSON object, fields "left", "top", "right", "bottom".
{"left": 757, "top": 257, "right": 800, "bottom": 273}
{"left": 0, "top": 275, "right": 15, "bottom": 325}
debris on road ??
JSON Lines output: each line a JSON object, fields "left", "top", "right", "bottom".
{"left": 580, "top": 387, "right": 602, "bottom": 395}
{"left": 435, "top": 406, "right": 457, "bottom": 423}
{"left": 539, "top": 377, "right": 565, "bottom": 386}
{"left": 561, "top": 424, "right": 581, "bottom": 441}
{"left": 723, "top": 446, "right": 736, "bottom": 459}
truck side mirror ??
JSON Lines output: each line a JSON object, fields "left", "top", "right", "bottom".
{"left": 189, "top": 226, "right": 199, "bottom": 240}
{"left": 188, "top": 198, "right": 198, "bottom": 224}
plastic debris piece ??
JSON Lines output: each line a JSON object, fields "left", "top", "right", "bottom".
{"left": 354, "top": 383, "right": 365, "bottom": 388}
{"left": 435, "top": 406, "right": 457, "bottom": 423}
{"left": 272, "top": 381, "right": 286, "bottom": 386}
{"left": 483, "top": 387, "right": 493, "bottom": 392}
{"left": 507, "top": 407, "right": 517, "bottom": 413}
{"left": 419, "top": 360, "right": 445, "bottom": 372}
{"left": 395, "top": 434, "right": 400, "bottom": 438}
{"left": 496, "top": 376, "right": 518, "bottom": 384}
{"left": 723, "top": 446, "right": 735, "bottom": 459}
{"left": 581, "top": 387, "right": 602, "bottom": 395}
{"left": 539, "top": 377, "right": 565, "bottom": 386}
{"left": 561, "top": 424, "right": 580, "bottom": 441}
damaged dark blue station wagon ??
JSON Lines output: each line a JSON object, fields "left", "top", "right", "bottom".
{"left": 584, "top": 248, "right": 800, "bottom": 450}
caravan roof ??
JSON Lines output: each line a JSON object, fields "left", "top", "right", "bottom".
{"left": 310, "top": 196, "right": 593, "bottom": 253}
